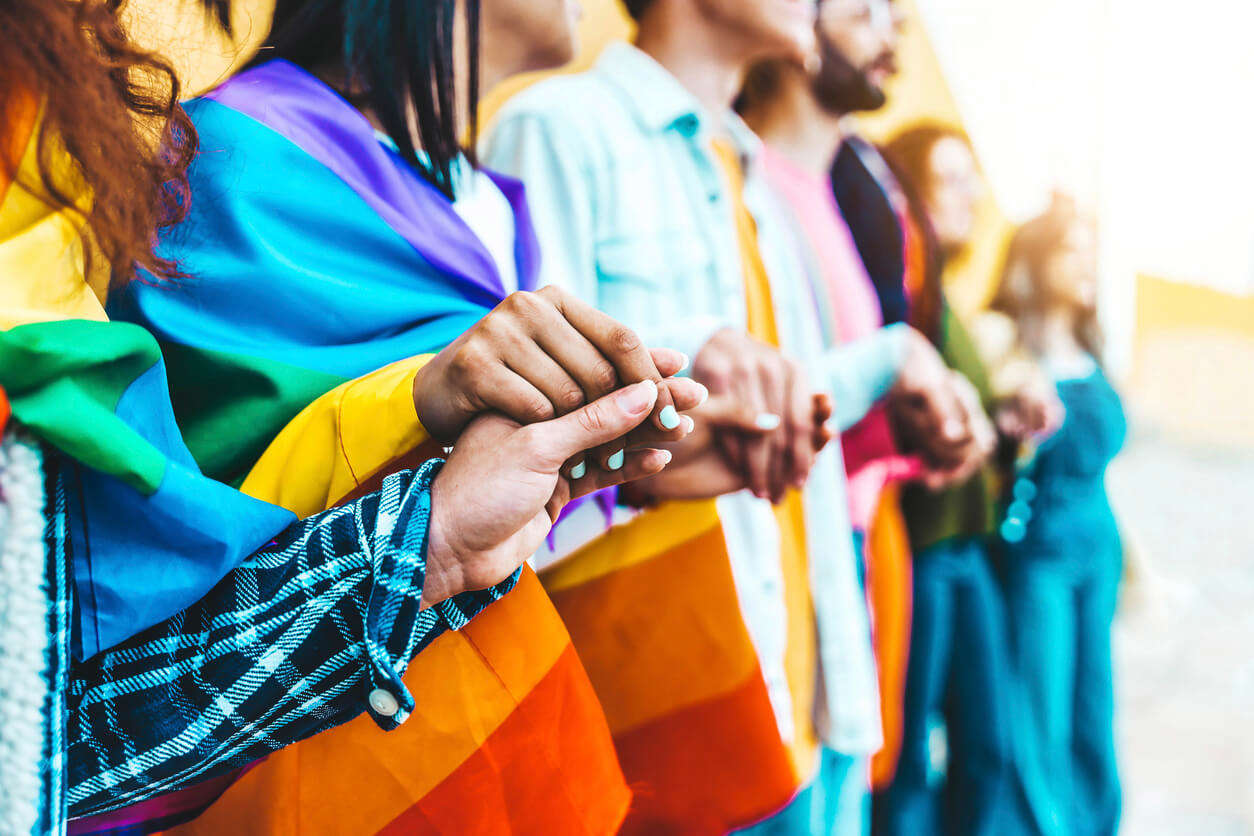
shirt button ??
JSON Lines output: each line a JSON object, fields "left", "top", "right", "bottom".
{"left": 368, "top": 688, "right": 400, "bottom": 717}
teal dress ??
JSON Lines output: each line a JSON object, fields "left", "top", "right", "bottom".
{"left": 1001, "top": 362, "right": 1126, "bottom": 836}
{"left": 878, "top": 306, "right": 1014, "bottom": 836}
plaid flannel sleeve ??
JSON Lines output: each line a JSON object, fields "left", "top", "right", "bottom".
{"left": 63, "top": 459, "right": 520, "bottom": 819}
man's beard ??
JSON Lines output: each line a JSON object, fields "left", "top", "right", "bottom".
{"left": 811, "top": 34, "right": 888, "bottom": 115}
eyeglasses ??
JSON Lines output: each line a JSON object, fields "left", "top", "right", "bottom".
{"left": 820, "top": 0, "right": 897, "bottom": 31}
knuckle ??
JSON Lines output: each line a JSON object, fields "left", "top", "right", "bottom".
{"left": 524, "top": 396, "right": 555, "bottom": 423}
{"left": 537, "top": 284, "right": 564, "bottom": 303}
{"left": 576, "top": 404, "right": 609, "bottom": 435}
{"left": 505, "top": 290, "right": 540, "bottom": 316}
{"left": 556, "top": 384, "right": 585, "bottom": 411}
{"left": 452, "top": 343, "right": 484, "bottom": 375}
{"left": 590, "top": 361, "right": 618, "bottom": 392}
{"left": 608, "top": 325, "right": 643, "bottom": 356}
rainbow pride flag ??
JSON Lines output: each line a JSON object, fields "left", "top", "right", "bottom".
{"left": 110, "top": 59, "right": 630, "bottom": 834}
{"left": 0, "top": 92, "right": 296, "bottom": 664}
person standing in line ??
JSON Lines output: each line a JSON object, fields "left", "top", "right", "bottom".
{"left": 737, "top": 8, "right": 1012, "bottom": 831}
{"left": 988, "top": 197, "right": 1126, "bottom": 836}
{"left": 483, "top": 1, "right": 988, "bottom": 832}
{"left": 876, "top": 121, "right": 1061, "bottom": 836}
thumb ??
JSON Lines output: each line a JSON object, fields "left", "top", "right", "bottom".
{"left": 527, "top": 379, "right": 659, "bottom": 468}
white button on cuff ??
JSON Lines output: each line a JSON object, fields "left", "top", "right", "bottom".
{"left": 368, "top": 687, "right": 400, "bottom": 717}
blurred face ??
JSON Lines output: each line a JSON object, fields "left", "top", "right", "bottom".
{"left": 924, "top": 135, "right": 981, "bottom": 252}
{"left": 479, "top": 0, "right": 582, "bottom": 75}
{"left": 811, "top": 0, "right": 902, "bottom": 113}
{"left": 1044, "top": 220, "right": 1099, "bottom": 312}
{"left": 694, "top": 0, "right": 818, "bottom": 65}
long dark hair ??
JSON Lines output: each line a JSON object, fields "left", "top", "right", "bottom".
{"left": 0, "top": 0, "right": 196, "bottom": 286}
{"left": 258, "top": 0, "right": 480, "bottom": 199}
{"left": 990, "top": 199, "right": 1104, "bottom": 360}
{"left": 881, "top": 123, "right": 972, "bottom": 345}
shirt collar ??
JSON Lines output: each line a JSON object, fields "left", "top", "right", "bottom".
{"left": 595, "top": 40, "right": 760, "bottom": 163}
{"left": 596, "top": 42, "right": 706, "bottom": 136}
{"left": 723, "top": 109, "right": 764, "bottom": 168}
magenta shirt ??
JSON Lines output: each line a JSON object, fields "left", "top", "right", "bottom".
{"left": 762, "top": 144, "right": 921, "bottom": 533}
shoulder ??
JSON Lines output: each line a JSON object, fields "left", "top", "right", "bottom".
{"left": 489, "top": 71, "right": 631, "bottom": 146}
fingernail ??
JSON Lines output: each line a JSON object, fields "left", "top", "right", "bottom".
{"left": 570, "top": 459, "right": 586, "bottom": 479}
{"left": 755, "top": 413, "right": 782, "bottom": 431}
{"left": 677, "top": 352, "right": 690, "bottom": 372}
{"left": 616, "top": 379, "right": 657, "bottom": 415}
{"left": 657, "top": 449, "right": 673, "bottom": 465}
{"left": 659, "top": 404, "right": 681, "bottom": 429}
{"left": 693, "top": 381, "right": 709, "bottom": 405}
{"left": 606, "top": 449, "right": 625, "bottom": 471}
{"left": 681, "top": 415, "right": 695, "bottom": 433}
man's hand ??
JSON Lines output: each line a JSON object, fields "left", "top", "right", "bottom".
{"left": 915, "top": 371, "right": 997, "bottom": 491}
{"left": 887, "top": 329, "right": 972, "bottom": 467}
{"left": 691, "top": 328, "right": 820, "bottom": 503}
{"left": 421, "top": 379, "right": 686, "bottom": 608}
{"left": 413, "top": 285, "right": 706, "bottom": 475}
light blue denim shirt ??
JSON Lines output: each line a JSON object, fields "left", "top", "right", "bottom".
{"left": 484, "top": 41, "right": 892, "bottom": 755}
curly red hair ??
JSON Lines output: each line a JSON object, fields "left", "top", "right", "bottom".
{"left": 0, "top": 0, "right": 197, "bottom": 286}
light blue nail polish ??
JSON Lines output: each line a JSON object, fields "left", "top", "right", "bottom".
{"left": 570, "top": 460, "right": 586, "bottom": 480}
{"left": 659, "top": 405, "right": 681, "bottom": 430}
{"left": 606, "top": 450, "right": 625, "bottom": 471}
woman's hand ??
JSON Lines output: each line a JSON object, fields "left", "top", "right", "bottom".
{"left": 413, "top": 286, "right": 705, "bottom": 474}
{"left": 995, "top": 377, "right": 1065, "bottom": 442}
{"left": 622, "top": 392, "right": 835, "bottom": 504}
{"left": 420, "top": 379, "right": 682, "bottom": 607}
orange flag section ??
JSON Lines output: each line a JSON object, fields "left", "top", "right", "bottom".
{"left": 866, "top": 485, "right": 914, "bottom": 790}
{"left": 0, "top": 90, "right": 37, "bottom": 205}
{"left": 542, "top": 500, "right": 804, "bottom": 833}
{"left": 166, "top": 569, "right": 629, "bottom": 836}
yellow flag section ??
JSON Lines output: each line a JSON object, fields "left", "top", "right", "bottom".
{"left": 0, "top": 95, "right": 110, "bottom": 328}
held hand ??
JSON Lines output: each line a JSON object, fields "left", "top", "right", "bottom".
{"left": 412, "top": 285, "right": 705, "bottom": 470}
{"left": 995, "top": 376, "right": 1065, "bottom": 442}
{"left": 692, "top": 328, "right": 818, "bottom": 504}
{"left": 623, "top": 392, "right": 835, "bottom": 504}
{"left": 917, "top": 371, "right": 997, "bottom": 491}
{"left": 888, "top": 328, "right": 972, "bottom": 467}
{"left": 421, "top": 380, "right": 680, "bottom": 608}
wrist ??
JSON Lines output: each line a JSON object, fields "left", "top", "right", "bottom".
{"left": 412, "top": 360, "right": 460, "bottom": 443}
{"left": 421, "top": 477, "right": 466, "bottom": 609}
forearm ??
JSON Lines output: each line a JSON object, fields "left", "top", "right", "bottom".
{"left": 67, "top": 462, "right": 520, "bottom": 817}
{"left": 824, "top": 323, "right": 912, "bottom": 431}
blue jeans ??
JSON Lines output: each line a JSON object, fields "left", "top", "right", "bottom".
{"left": 738, "top": 750, "right": 869, "bottom": 836}
{"left": 1001, "top": 551, "right": 1121, "bottom": 836}
{"left": 875, "top": 537, "right": 1014, "bottom": 836}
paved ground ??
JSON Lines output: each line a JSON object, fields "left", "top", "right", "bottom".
{"left": 1106, "top": 425, "right": 1254, "bottom": 834}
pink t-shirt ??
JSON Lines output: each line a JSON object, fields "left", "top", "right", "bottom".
{"left": 761, "top": 144, "right": 920, "bottom": 532}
